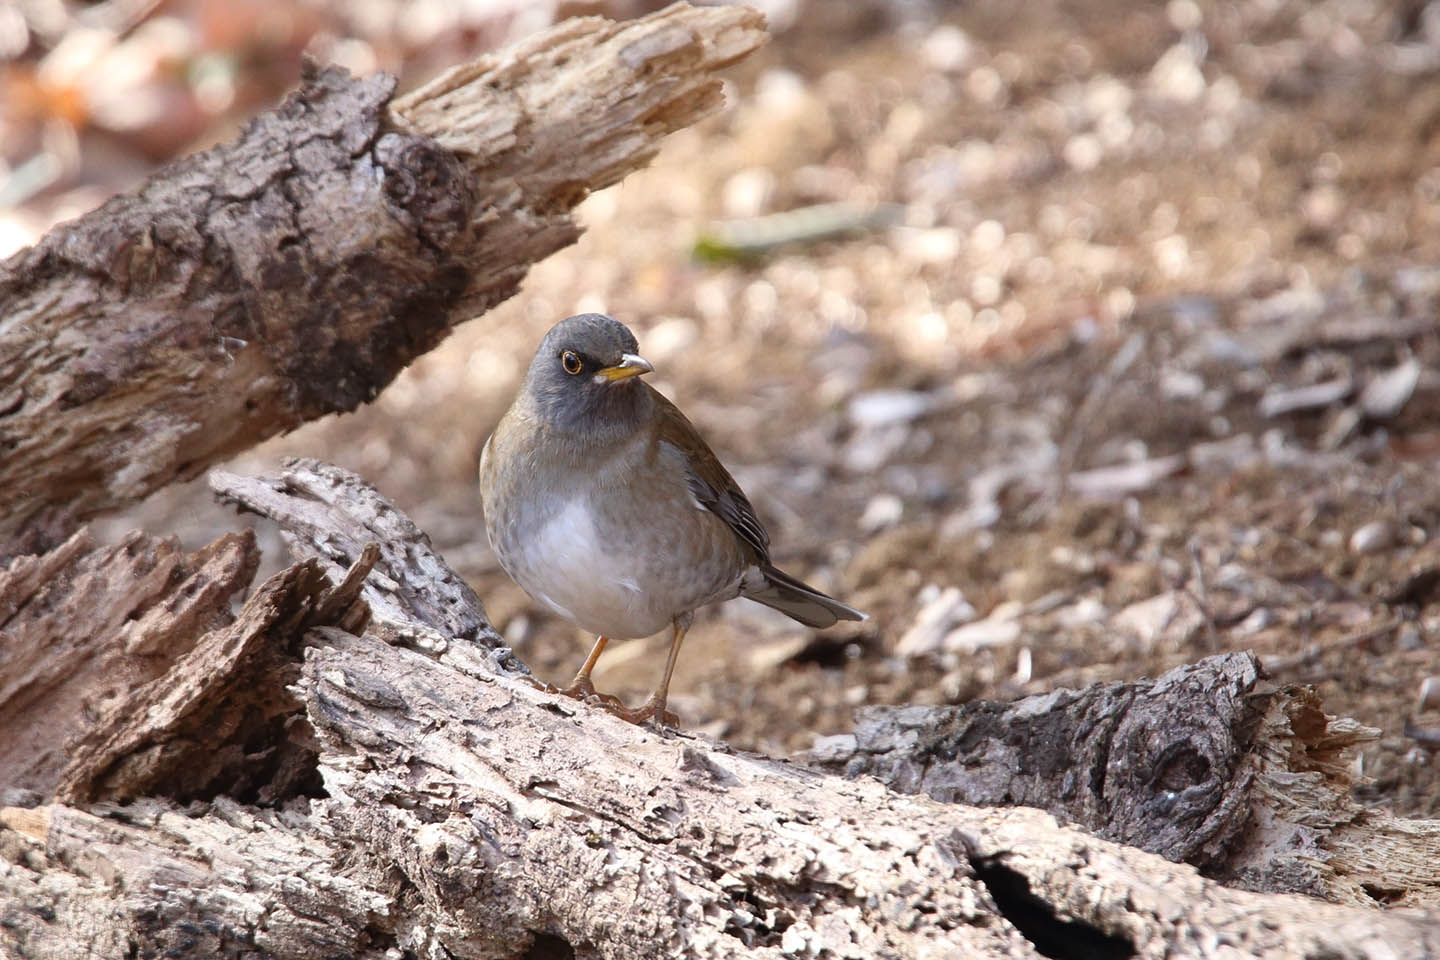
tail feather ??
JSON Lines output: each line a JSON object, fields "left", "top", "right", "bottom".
{"left": 745, "top": 564, "right": 867, "bottom": 628}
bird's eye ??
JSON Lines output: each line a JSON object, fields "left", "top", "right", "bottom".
{"left": 561, "top": 350, "right": 583, "bottom": 375}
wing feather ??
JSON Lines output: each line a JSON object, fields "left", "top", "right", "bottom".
{"left": 647, "top": 387, "right": 771, "bottom": 563}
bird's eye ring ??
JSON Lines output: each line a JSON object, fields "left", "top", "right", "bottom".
{"left": 561, "top": 350, "right": 583, "bottom": 375}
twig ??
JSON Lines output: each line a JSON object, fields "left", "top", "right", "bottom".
{"left": 1262, "top": 618, "right": 1398, "bottom": 674}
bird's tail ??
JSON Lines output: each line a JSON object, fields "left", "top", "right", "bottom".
{"left": 747, "top": 564, "right": 868, "bottom": 628}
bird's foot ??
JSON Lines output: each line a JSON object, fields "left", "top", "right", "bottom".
{"left": 556, "top": 677, "right": 627, "bottom": 710}
{"left": 556, "top": 675, "right": 598, "bottom": 699}
{"left": 546, "top": 677, "right": 677, "bottom": 726}
{"left": 604, "top": 696, "right": 679, "bottom": 728}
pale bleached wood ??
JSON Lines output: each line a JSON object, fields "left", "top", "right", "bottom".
{"left": 0, "top": 799, "right": 396, "bottom": 959}
{"left": 300, "top": 624, "right": 1440, "bottom": 959}
{"left": 209, "top": 459, "right": 522, "bottom": 674}
{"left": 4, "top": 617, "right": 1435, "bottom": 959}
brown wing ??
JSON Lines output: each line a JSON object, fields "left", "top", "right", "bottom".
{"left": 647, "top": 386, "right": 771, "bottom": 564}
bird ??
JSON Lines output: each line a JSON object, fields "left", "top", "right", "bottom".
{"left": 479, "top": 313, "right": 866, "bottom": 725}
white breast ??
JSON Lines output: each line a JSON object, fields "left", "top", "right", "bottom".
{"left": 518, "top": 496, "right": 664, "bottom": 639}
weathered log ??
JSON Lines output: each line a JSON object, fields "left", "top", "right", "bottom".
{"left": 814, "top": 654, "right": 1267, "bottom": 869}
{"left": 809, "top": 655, "right": 1440, "bottom": 908}
{"left": 0, "top": 2, "right": 767, "bottom": 561}
{"left": 53, "top": 544, "right": 377, "bottom": 806}
{"left": 0, "top": 527, "right": 258, "bottom": 801}
{"left": 0, "top": 799, "right": 396, "bottom": 960}
{"left": 5, "top": 459, "right": 1437, "bottom": 959}
{"left": 3, "top": 630, "right": 1437, "bottom": 959}
{"left": 208, "top": 461, "right": 521, "bottom": 674}
{"left": 0, "top": 521, "right": 377, "bottom": 806}
{"left": 0, "top": 458, "right": 511, "bottom": 809}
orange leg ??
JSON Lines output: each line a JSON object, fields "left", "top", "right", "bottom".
{"left": 611, "top": 614, "right": 691, "bottom": 727}
{"left": 558, "top": 635, "right": 618, "bottom": 703}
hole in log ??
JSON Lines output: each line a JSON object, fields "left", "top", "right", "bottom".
{"left": 718, "top": 885, "right": 793, "bottom": 948}
{"left": 523, "top": 932, "right": 575, "bottom": 960}
{"left": 360, "top": 919, "right": 404, "bottom": 957}
{"left": 968, "top": 855, "right": 1135, "bottom": 960}
{"left": 1153, "top": 742, "right": 1211, "bottom": 793}
{"left": 1362, "top": 882, "right": 1406, "bottom": 905}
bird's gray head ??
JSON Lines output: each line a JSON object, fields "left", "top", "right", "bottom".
{"left": 519, "top": 314, "right": 655, "bottom": 440}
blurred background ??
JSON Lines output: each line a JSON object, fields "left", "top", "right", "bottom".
{"left": 8, "top": 0, "right": 1440, "bottom": 817}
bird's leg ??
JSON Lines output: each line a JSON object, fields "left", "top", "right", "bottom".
{"left": 611, "top": 613, "right": 692, "bottom": 727}
{"left": 557, "top": 635, "right": 620, "bottom": 703}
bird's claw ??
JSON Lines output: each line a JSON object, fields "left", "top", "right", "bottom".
{"left": 547, "top": 677, "right": 677, "bottom": 726}
{"left": 556, "top": 677, "right": 628, "bottom": 711}
{"left": 605, "top": 697, "right": 679, "bottom": 728}
{"left": 556, "top": 675, "right": 598, "bottom": 699}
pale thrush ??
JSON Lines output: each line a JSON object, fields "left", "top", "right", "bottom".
{"left": 480, "top": 313, "right": 865, "bottom": 724}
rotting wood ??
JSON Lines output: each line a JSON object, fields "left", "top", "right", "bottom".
{"left": 0, "top": 527, "right": 259, "bottom": 802}
{"left": 0, "top": 2, "right": 768, "bottom": 561}
{"left": 0, "top": 798, "right": 398, "bottom": 960}
{"left": 0, "top": 522, "right": 377, "bottom": 807}
{"left": 3, "top": 625, "right": 1437, "bottom": 958}
{"left": 208, "top": 461, "right": 521, "bottom": 673}
{"left": 811, "top": 653, "right": 1440, "bottom": 908}
{"left": 53, "top": 545, "right": 377, "bottom": 805}
{"left": 8, "top": 459, "right": 1436, "bottom": 959}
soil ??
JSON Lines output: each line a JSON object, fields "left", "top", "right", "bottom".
{"left": 21, "top": 0, "right": 1440, "bottom": 818}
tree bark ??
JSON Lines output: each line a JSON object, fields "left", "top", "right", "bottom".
{"left": 810, "top": 655, "right": 1440, "bottom": 908}
{"left": 0, "top": 527, "right": 259, "bottom": 802}
{"left": 4, "top": 458, "right": 1438, "bottom": 959}
{"left": 0, "top": 520, "right": 376, "bottom": 807}
{"left": 0, "top": 2, "right": 767, "bottom": 561}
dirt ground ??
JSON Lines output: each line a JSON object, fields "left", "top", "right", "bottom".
{"left": 11, "top": 0, "right": 1440, "bottom": 818}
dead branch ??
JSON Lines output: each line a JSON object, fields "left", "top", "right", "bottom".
{"left": 0, "top": 2, "right": 767, "bottom": 561}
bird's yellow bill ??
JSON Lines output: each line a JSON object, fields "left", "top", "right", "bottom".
{"left": 595, "top": 353, "right": 654, "bottom": 383}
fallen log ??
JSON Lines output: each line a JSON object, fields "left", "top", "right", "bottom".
{"left": 4, "top": 458, "right": 1437, "bottom": 958}
{"left": 0, "top": 521, "right": 376, "bottom": 806}
{"left": 810, "top": 655, "right": 1440, "bottom": 908}
{"left": 0, "top": 527, "right": 259, "bottom": 802}
{"left": 0, "top": 2, "right": 767, "bottom": 561}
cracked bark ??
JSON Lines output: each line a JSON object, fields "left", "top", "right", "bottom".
{"left": 3, "top": 458, "right": 1437, "bottom": 959}
{"left": 0, "top": 521, "right": 375, "bottom": 807}
{"left": 0, "top": 1, "right": 767, "bottom": 561}
{"left": 810, "top": 654, "right": 1440, "bottom": 908}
